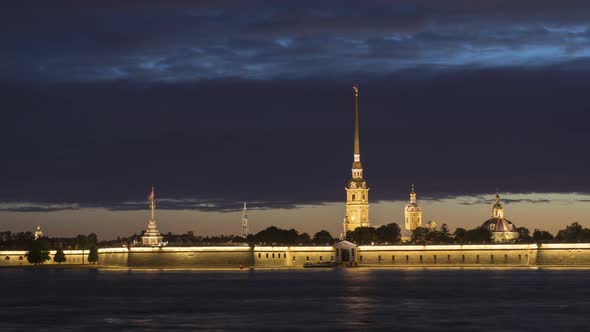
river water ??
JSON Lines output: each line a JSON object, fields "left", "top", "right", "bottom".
{"left": 0, "top": 268, "right": 589, "bottom": 331}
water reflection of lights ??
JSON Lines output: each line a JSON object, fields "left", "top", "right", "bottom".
{"left": 340, "top": 270, "right": 376, "bottom": 327}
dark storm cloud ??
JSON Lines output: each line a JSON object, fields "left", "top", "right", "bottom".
{"left": 457, "top": 197, "right": 552, "bottom": 206}
{"left": 2, "top": 1, "right": 590, "bottom": 212}
{"left": 1, "top": 66, "right": 590, "bottom": 211}
{"left": 2, "top": 0, "right": 590, "bottom": 81}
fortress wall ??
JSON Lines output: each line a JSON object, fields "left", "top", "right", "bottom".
{"left": 127, "top": 247, "right": 253, "bottom": 268}
{"left": 358, "top": 244, "right": 538, "bottom": 266}
{"left": 0, "top": 250, "right": 87, "bottom": 266}
{"left": 98, "top": 248, "right": 129, "bottom": 266}
{"left": 5, "top": 244, "right": 590, "bottom": 267}
{"left": 254, "top": 246, "right": 335, "bottom": 267}
{"left": 537, "top": 244, "right": 590, "bottom": 265}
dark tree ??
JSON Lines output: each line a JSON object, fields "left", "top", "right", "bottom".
{"left": 517, "top": 227, "right": 533, "bottom": 242}
{"left": 411, "top": 227, "right": 430, "bottom": 244}
{"left": 441, "top": 224, "right": 451, "bottom": 236}
{"left": 26, "top": 240, "right": 50, "bottom": 265}
{"left": 462, "top": 227, "right": 492, "bottom": 244}
{"left": 87, "top": 233, "right": 98, "bottom": 246}
{"left": 253, "top": 226, "right": 301, "bottom": 245}
{"left": 346, "top": 227, "right": 378, "bottom": 245}
{"left": 556, "top": 222, "right": 590, "bottom": 242}
{"left": 76, "top": 234, "right": 89, "bottom": 264}
{"left": 87, "top": 246, "right": 99, "bottom": 264}
{"left": 53, "top": 247, "right": 67, "bottom": 264}
{"left": 375, "top": 223, "right": 401, "bottom": 244}
{"left": 312, "top": 230, "right": 335, "bottom": 245}
{"left": 533, "top": 229, "right": 554, "bottom": 243}
{"left": 297, "top": 232, "right": 312, "bottom": 245}
{"left": 454, "top": 228, "right": 467, "bottom": 243}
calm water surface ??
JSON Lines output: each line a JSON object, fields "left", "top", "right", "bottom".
{"left": 1, "top": 268, "right": 589, "bottom": 331}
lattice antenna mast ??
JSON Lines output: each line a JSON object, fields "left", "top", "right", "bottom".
{"left": 240, "top": 202, "right": 248, "bottom": 238}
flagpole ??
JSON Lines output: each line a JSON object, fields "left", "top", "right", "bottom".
{"left": 150, "top": 185, "right": 155, "bottom": 222}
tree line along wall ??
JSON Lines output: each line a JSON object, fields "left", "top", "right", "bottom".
{"left": 3, "top": 244, "right": 590, "bottom": 267}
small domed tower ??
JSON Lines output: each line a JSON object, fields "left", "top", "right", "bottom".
{"left": 492, "top": 193, "right": 504, "bottom": 218}
{"left": 34, "top": 224, "right": 43, "bottom": 240}
{"left": 481, "top": 193, "right": 519, "bottom": 243}
{"left": 404, "top": 185, "right": 423, "bottom": 231}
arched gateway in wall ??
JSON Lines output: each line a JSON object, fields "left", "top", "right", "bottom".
{"left": 334, "top": 240, "right": 358, "bottom": 265}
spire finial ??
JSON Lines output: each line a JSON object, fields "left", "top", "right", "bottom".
{"left": 353, "top": 84, "right": 360, "bottom": 156}
{"left": 496, "top": 192, "right": 500, "bottom": 204}
{"left": 411, "top": 184, "right": 415, "bottom": 193}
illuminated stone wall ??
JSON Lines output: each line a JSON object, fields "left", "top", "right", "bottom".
{"left": 5, "top": 244, "right": 590, "bottom": 267}
{"left": 127, "top": 247, "right": 253, "bottom": 268}
{"left": 537, "top": 244, "right": 590, "bottom": 265}
{"left": 254, "top": 246, "right": 336, "bottom": 267}
{"left": 357, "top": 244, "right": 538, "bottom": 266}
{"left": 0, "top": 250, "right": 88, "bottom": 266}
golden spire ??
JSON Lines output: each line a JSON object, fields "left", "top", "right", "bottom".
{"left": 410, "top": 184, "right": 417, "bottom": 203}
{"left": 353, "top": 84, "right": 360, "bottom": 156}
{"left": 495, "top": 192, "right": 500, "bottom": 204}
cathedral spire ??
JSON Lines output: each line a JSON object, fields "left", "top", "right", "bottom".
{"left": 351, "top": 85, "right": 363, "bottom": 179}
{"left": 353, "top": 84, "right": 360, "bottom": 158}
{"left": 410, "top": 184, "right": 417, "bottom": 204}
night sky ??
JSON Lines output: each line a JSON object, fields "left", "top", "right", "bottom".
{"left": 2, "top": 1, "right": 590, "bottom": 238}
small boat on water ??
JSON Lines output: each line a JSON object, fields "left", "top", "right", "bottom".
{"left": 303, "top": 261, "right": 338, "bottom": 268}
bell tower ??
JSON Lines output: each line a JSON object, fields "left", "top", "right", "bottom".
{"left": 343, "top": 85, "right": 370, "bottom": 236}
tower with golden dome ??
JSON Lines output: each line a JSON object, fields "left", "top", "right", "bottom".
{"left": 404, "top": 185, "right": 423, "bottom": 231}
{"left": 343, "top": 85, "right": 370, "bottom": 236}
